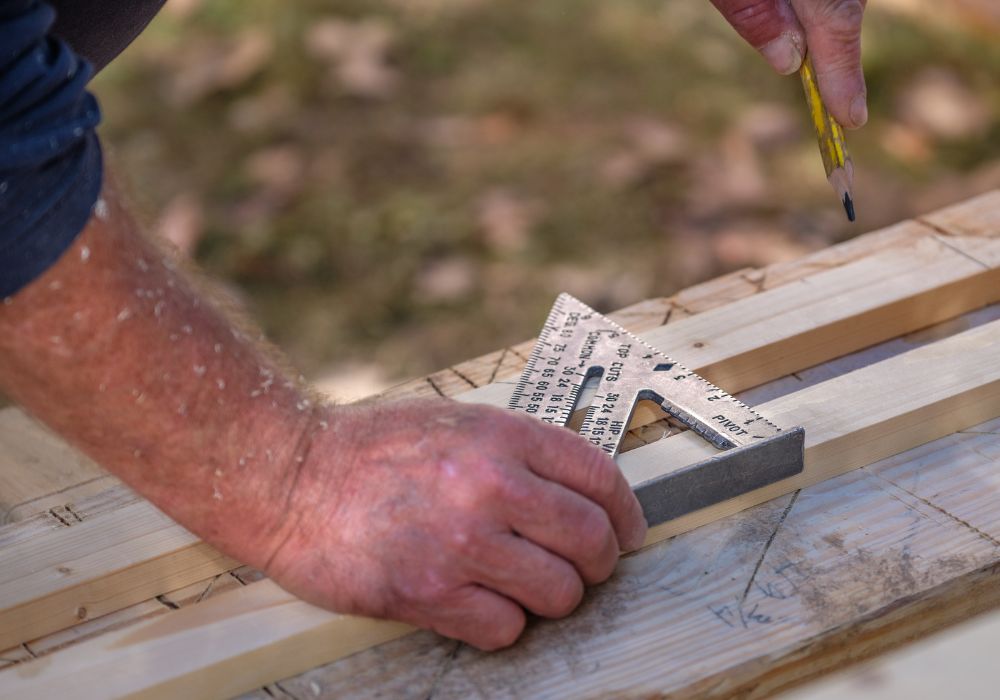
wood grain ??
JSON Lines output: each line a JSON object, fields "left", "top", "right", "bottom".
{"left": 0, "top": 409, "right": 109, "bottom": 524}
{"left": 457, "top": 232, "right": 1000, "bottom": 425}
{"left": 0, "top": 500, "right": 236, "bottom": 651}
{"left": 3, "top": 317, "right": 998, "bottom": 699}
{"left": 0, "top": 192, "right": 996, "bottom": 696}
{"left": 0, "top": 223, "right": 997, "bottom": 656}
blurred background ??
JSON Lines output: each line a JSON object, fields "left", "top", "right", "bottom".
{"left": 92, "top": 0, "right": 1000, "bottom": 398}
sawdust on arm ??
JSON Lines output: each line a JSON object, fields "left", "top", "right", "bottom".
{"left": 0, "top": 173, "right": 323, "bottom": 570}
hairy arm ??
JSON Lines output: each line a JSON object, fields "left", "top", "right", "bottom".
{"left": 0, "top": 176, "right": 313, "bottom": 564}
{"left": 0, "top": 175, "right": 647, "bottom": 649}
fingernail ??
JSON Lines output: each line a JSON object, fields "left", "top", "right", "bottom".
{"left": 849, "top": 94, "right": 869, "bottom": 128}
{"left": 760, "top": 36, "right": 802, "bottom": 76}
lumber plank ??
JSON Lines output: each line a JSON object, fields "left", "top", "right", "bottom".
{"left": 778, "top": 595, "right": 1000, "bottom": 700}
{"left": 0, "top": 228, "right": 997, "bottom": 653}
{"left": 0, "top": 194, "right": 994, "bottom": 684}
{"left": 921, "top": 189, "right": 1000, "bottom": 238}
{"left": 293, "top": 427, "right": 1000, "bottom": 700}
{"left": 623, "top": 317, "right": 1000, "bottom": 543}
{"left": 0, "top": 409, "right": 109, "bottom": 524}
{"left": 0, "top": 501, "right": 236, "bottom": 650}
{"left": 0, "top": 485, "right": 139, "bottom": 552}
{"left": 459, "top": 231, "right": 1000, "bottom": 421}
{"left": 3, "top": 318, "right": 998, "bottom": 699}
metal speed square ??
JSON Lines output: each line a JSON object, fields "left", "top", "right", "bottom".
{"left": 508, "top": 293, "right": 805, "bottom": 525}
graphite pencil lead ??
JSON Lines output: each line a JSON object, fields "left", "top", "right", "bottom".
{"left": 842, "top": 192, "right": 856, "bottom": 222}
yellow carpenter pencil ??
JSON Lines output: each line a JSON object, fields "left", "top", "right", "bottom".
{"left": 800, "top": 54, "right": 856, "bottom": 222}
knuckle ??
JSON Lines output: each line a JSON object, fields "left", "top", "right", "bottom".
{"left": 580, "top": 449, "right": 620, "bottom": 504}
{"left": 576, "top": 505, "right": 613, "bottom": 555}
{"left": 451, "top": 456, "right": 511, "bottom": 507}
{"left": 448, "top": 524, "right": 500, "bottom": 575}
{"left": 715, "top": 0, "right": 787, "bottom": 46}
{"left": 728, "top": 0, "right": 777, "bottom": 28}
{"left": 490, "top": 411, "right": 534, "bottom": 445}
{"left": 392, "top": 569, "right": 451, "bottom": 608}
{"left": 545, "top": 573, "right": 584, "bottom": 617}
{"left": 475, "top": 458, "right": 514, "bottom": 499}
{"left": 817, "top": 0, "right": 864, "bottom": 39}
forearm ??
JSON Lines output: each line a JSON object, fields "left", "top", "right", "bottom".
{"left": 0, "top": 175, "right": 324, "bottom": 568}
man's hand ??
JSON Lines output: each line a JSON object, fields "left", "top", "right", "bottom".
{"left": 0, "top": 175, "right": 646, "bottom": 652}
{"left": 264, "top": 399, "right": 648, "bottom": 650}
{"left": 710, "top": 0, "right": 868, "bottom": 129}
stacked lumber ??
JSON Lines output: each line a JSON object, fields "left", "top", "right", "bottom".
{"left": 0, "top": 191, "right": 998, "bottom": 698}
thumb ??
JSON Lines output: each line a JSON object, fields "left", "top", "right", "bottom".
{"left": 710, "top": 0, "right": 806, "bottom": 75}
{"left": 790, "top": 0, "right": 868, "bottom": 128}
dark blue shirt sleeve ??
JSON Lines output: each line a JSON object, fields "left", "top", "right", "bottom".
{"left": 0, "top": 0, "right": 103, "bottom": 298}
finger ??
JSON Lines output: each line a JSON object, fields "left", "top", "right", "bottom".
{"left": 790, "top": 0, "right": 867, "bottom": 128}
{"left": 470, "top": 531, "right": 585, "bottom": 618}
{"left": 420, "top": 584, "right": 527, "bottom": 651}
{"left": 499, "top": 466, "right": 619, "bottom": 584}
{"left": 515, "top": 417, "right": 647, "bottom": 552}
{"left": 710, "top": 0, "right": 805, "bottom": 75}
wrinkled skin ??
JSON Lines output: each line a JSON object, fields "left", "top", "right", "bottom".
{"left": 267, "top": 399, "right": 647, "bottom": 650}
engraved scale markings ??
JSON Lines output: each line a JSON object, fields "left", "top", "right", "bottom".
{"left": 508, "top": 293, "right": 783, "bottom": 457}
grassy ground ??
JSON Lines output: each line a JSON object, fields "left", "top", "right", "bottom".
{"left": 93, "top": 0, "right": 1000, "bottom": 390}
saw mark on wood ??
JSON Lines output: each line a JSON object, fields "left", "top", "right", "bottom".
{"left": 46, "top": 507, "right": 76, "bottom": 528}
{"left": 448, "top": 367, "right": 478, "bottom": 389}
{"left": 741, "top": 490, "right": 800, "bottom": 606}
{"left": 193, "top": 575, "right": 233, "bottom": 603}
{"left": 929, "top": 233, "right": 993, "bottom": 270}
{"left": 270, "top": 681, "right": 303, "bottom": 700}
{"left": 7, "top": 475, "right": 109, "bottom": 519}
{"left": 508, "top": 345, "right": 531, "bottom": 363}
{"left": 660, "top": 305, "right": 674, "bottom": 327}
{"left": 425, "top": 376, "right": 446, "bottom": 398}
{"left": 0, "top": 644, "right": 35, "bottom": 667}
{"left": 487, "top": 348, "right": 507, "bottom": 384}
{"left": 741, "top": 270, "right": 769, "bottom": 295}
{"left": 156, "top": 595, "right": 179, "bottom": 610}
{"left": 63, "top": 504, "right": 83, "bottom": 523}
{"left": 868, "top": 471, "right": 1000, "bottom": 548}
{"left": 916, "top": 217, "right": 962, "bottom": 239}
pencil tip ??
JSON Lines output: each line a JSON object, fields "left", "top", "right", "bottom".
{"left": 843, "top": 193, "right": 856, "bottom": 222}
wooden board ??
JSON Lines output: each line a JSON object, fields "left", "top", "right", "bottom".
{"left": 458, "top": 230, "right": 1000, "bottom": 426}
{"left": 0, "top": 409, "right": 111, "bottom": 524}
{"left": 0, "top": 190, "right": 997, "bottom": 697}
{"left": 0, "top": 500, "right": 237, "bottom": 651}
{"left": 2, "top": 314, "right": 998, "bottom": 698}
{"left": 281, "top": 421, "right": 1000, "bottom": 700}
{"left": 1, "top": 224, "right": 998, "bottom": 651}
{"left": 779, "top": 593, "right": 1000, "bottom": 700}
